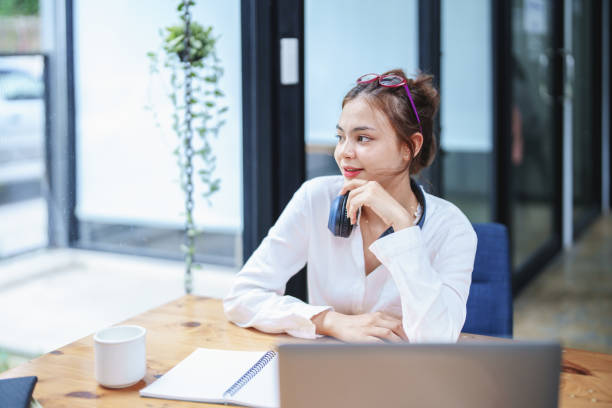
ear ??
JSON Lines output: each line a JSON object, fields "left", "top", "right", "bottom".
{"left": 401, "top": 132, "right": 424, "bottom": 161}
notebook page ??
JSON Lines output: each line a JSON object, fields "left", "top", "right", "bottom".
{"left": 228, "top": 353, "right": 279, "bottom": 408}
{"left": 140, "top": 348, "right": 269, "bottom": 404}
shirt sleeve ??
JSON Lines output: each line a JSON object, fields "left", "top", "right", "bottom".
{"left": 368, "top": 218, "right": 477, "bottom": 343}
{"left": 223, "top": 182, "right": 332, "bottom": 339}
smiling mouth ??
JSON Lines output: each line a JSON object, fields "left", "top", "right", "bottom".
{"left": 343, "top": 167, "right": 363, "bottom": 176}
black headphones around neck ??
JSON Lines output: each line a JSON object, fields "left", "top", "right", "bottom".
{"left": 327, "top": 178, "right": 427, "bottom": 238}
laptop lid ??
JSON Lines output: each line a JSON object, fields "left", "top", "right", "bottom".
{"left": 278, "top": 341, "right": 561, "bottom": 408}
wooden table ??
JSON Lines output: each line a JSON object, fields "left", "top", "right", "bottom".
{"left": 1, "top": 295, "right": 611, "bottom": 407}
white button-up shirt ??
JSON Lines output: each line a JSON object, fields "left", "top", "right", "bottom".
{"left": 223, "top": 176, "right": 477, "bottom": 342}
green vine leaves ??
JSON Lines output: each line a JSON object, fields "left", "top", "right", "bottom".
{"left": 146, "top": 17, "right": 228, "bottom": 206}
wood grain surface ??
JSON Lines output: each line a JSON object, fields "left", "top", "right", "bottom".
{"left": 1, "top": 295, "right": 610, "bottom": 407}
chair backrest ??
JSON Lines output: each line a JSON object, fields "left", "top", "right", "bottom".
{"left": 463, "top": 223, "right": 513, "bottom": 337}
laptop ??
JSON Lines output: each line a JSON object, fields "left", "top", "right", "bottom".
{"left": 278, "top": 341, "right": 561, "bottom": 408}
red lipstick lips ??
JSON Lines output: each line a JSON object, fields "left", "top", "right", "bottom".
{"left": 343, "top": 167, "right": 363, "bottom": 178}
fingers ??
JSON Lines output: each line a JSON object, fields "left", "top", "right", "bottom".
{"left": 393, "top": 325, "right": 408, "bottom": 341}
{"left": 369, "top": 327, "right": 403, "bottom": 343}
{"left": 327, "top": 312, "right": 408, "bottom": 343}
{"left": 363, "top": 336, "right": 386, "bottom": 344}
{"left": 342, "top": 181, "right": 397, "bottom": 227}
{"left": 346, "top": 187, "right": 367, "bottom": 225}
{"left": 339, "top": 181, "right": 369, "bottom": 225}
{"left": 373, "top": 312, "right": 408, "bottom": 341}
{"left": 339, "top": 179, "right": 368, "bottom": 195}
{"left": 397, "top": 325, "right": 408, "bottom": 341}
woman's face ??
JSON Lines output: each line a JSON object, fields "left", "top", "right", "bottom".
{"left": 334, "top": 96, "right": 411, "bottom": 184}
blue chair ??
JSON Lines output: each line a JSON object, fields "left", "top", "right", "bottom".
{"left": 463, "top": 223, "right": 513, "bottom": 337}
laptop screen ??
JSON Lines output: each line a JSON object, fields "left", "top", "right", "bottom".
{"left": 278, "top": 342, "right": 561, "bottom": 408}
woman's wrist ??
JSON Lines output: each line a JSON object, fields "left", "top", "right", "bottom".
{"left": 391, "top": 205, "right": 414, "bottom": 231}
{"left": 311, "top": 309, "right": 338, "bottom": 336}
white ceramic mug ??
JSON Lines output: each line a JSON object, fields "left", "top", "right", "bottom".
{"left": 94, "top": 325, "right": 147, "bottom": 388}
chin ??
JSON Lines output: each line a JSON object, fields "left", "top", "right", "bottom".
{"left": 346, "top": 175, "right": 370, "bottom": 183}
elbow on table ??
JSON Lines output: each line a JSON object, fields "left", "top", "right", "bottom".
{"left": 222, "top": 292, "right": 248, "bottom": 326}
{"left": 222, "top": 278, "right": 262, "bottom": 326}
{"left": 405, "top": 310, "right": 465, "bottom": 343}
{"left": 408, "top": 326, "right": 462, "bottom": 343}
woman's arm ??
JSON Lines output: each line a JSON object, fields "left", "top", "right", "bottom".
{"left": 334, "top": 178, "right": 476, "bottom": 342}
{"left": 369, "top": 218, "right": 477, "bottom": 343}
{"left": 312, "top": 309, "right": 408, "bottom": 342}
{"left": 223, "top": 182, "right": 332, "bottom": 339}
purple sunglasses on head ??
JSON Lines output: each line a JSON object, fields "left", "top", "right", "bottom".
{"left": 357, "top": 73, "right": 423, "bottom": 133}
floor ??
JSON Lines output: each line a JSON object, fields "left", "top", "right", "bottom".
{"left": 514, "top": 214, "right": 612, "bottom": 354}
{"left": 0, "top": 248, "right": 235, "bottom": 358}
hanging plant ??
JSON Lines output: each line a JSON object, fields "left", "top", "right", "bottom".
{"left": 146, "top": 0, "right": 227, "bottom": 294}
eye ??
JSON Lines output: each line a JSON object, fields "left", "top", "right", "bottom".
{"left": 335, "top": 134, "right": 344, "bottom": 142}
{"left": 358, "top": 135, "right": 371, "bottom": 142}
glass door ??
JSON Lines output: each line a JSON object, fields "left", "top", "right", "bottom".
{"left": 570, "top": 0, "right": 601, "bottom": 234}
{"left": 510, "top": 0, "right": 561, "bottom": 270}
{"left": 440, "top": 0, "right": 493, "bottom": 223}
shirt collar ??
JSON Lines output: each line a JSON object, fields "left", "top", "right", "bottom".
{"left": 378, "top": 178, "right": 426, "bottom": 239}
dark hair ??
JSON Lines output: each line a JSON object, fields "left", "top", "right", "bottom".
{"left": 342, "top": 69, "right": 440, "bottom": 175}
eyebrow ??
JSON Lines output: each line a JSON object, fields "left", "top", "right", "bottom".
{"left": 336, "top": 125, "right": 377, "bottom": 132}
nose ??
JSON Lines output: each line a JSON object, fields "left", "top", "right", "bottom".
{"left": 337, "top": 137, "right": 356, "bottom": 159}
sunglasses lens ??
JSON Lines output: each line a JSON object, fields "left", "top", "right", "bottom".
{"left": 380, "top": 75, "right": 404, "bottom": 86}
{"left": 357, "top": 74, "right": 378, "bottom": 83}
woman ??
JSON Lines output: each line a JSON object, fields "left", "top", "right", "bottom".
{"left": 224, "top": 69, "right": 477, "bottom": 343}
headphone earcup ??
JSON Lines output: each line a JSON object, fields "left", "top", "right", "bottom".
{"left": 339, "top": 194, "right": 353, "bottom": 237}
{"left": 327, "top": 192, "right": 354, "bottom": 238}
{"left": 328, "top": 194, "right": 343, "bottom": 236}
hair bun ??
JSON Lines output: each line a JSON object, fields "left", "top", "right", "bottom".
{"left": 381, "top": 69, "right": 440, "bottom": 117}
{"left": 408, "top": 73, "right": 440, "bottom": 116}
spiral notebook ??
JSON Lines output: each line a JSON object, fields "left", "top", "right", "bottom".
{"left": 140, "top": 348, "right": 279, "bottom": 408}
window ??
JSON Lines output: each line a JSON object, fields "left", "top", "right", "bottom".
{"left": 73, "top": 0, "right": 243, "bottom": 266}
{"left": 0, "top": 55, "right": 47, "bottom": 257}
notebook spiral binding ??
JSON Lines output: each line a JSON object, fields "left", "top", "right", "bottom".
{"left": 222, "top": 351, "right": 277, "bottom": 398}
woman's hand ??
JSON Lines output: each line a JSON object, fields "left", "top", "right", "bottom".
{"left": 339, "top": 179, "right": 414, "bottom": 231}
{"left": 312, "top": 310, "right": 408, "bottom": 343}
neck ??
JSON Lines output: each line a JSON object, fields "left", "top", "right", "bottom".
{"left": 361, "top": 172, "right": 419, "bottom": 225}
{"left": 382, "top": 172, "right": 416, "bottom": 210}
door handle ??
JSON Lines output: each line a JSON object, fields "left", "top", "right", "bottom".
{"left": 280, "top": 38, "right": 299, "bottom": 86}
